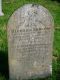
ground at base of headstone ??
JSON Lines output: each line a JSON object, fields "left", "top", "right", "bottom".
{"left": 9, "top": 76, "right": 51, "bottom": 80}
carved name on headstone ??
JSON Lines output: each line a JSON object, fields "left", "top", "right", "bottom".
{"left": 7, "top": 4, "right": 54, "bottom": 80}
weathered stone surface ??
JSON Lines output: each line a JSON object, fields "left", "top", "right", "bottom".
{"left": 7, "top": 4, "right": 54, "bottom": 80}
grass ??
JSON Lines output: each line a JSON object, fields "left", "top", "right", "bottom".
{"left": 0, "top": 0, "right": 60, "bottom": 80}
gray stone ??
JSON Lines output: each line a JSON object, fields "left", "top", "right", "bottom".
{"left": 7, "top": 4, "right": 54, "bottom": 80}
{"left": 0, "top": 0, "right": 4, "bottom": 16}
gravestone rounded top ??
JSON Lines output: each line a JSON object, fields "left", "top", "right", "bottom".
{"left": 7, "top": 4, "right": 54, "bottom": 80}
{"left": 8, "top": 4, "right": 54, "bottom": 30}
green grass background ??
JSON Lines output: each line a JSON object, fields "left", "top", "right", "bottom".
{"left": 0, "top": 0, "right": 60, "bottom": 80}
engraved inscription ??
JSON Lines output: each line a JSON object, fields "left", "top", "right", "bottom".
{"left": 7, "top": 4, "right": 54, "bottom": 80}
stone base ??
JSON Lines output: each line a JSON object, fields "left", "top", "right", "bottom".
{"left": 0, "top": 12, "right": 4, "bottom": 16}
{"left": 9, "top": 66, "right": 52, "bottom": 80}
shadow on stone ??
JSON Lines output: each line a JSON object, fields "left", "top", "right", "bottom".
{"left": 0, "top": 50, "right": 9, "bottom": 79}
{"left": 51, "top": 0, "right": 60, "bottom": 3}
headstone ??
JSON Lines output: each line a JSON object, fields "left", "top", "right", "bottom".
{"left": 7, "top": 4, "right": 54, "bottom": 80}
{"left": 0, "top": 0, "right": 4, "bottom": 16}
